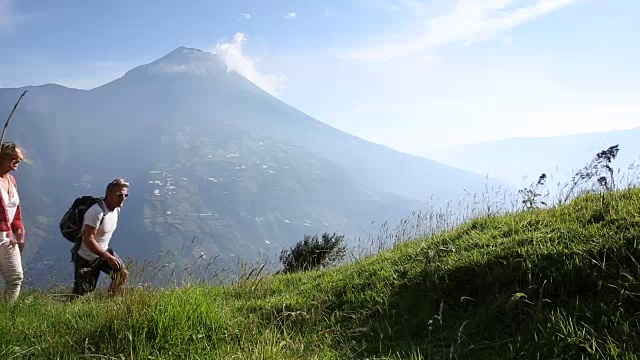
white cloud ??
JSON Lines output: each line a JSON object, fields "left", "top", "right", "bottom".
{"left": 346, "top": 0, "right": 579, "bottom": 62}
{"left": 0, "top": 0, "right": 15, "bottom": 28}
{"left": 361, "top": 0, "right": 428, "bottom": 16}
{"left": 0, "top": 0, "right": 36, "bottom": 31}
{"left": 398, "top": 0, "right": 428, "bottom": 16}
{"left": 213, "top": 32, "right": 287, "bottom": 96}
{"left": 284, "top": 12, "right": 296, "bottom": 20}
{"left": 502, "top": 35, "right": 513, "bottom": 46}
{"left": 240, "top": 13, "right": 251, "bottom": 20}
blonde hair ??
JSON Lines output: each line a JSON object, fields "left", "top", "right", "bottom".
{"left": 0, "top": 142, "right": 27, "bottom": 164}
{"left": 106, "top": 178, "right": 130, "bottom": 195}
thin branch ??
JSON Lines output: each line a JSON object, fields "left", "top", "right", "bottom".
{"left": 1, "top": 90, "right": 28, "bottom": 144}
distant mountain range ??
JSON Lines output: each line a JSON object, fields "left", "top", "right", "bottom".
{"left": 0, "top": 46, "right": 503, "bottom": 288}
{"left": 426, "top": 128, "right": 640, "bottom": 189}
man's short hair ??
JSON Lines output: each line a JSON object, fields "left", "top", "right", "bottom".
{"left": 106, "top": 178, "right": 130, "bottom": 194}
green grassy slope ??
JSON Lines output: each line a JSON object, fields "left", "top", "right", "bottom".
{"left": 1, "top": 188, "right": 640, "bottom": 359}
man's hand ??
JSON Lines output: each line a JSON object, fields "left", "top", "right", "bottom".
{"left": 104, "top": 253, "right": 122, "bottom": 271}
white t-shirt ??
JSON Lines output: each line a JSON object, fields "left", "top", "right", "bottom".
{"left": 0, "top": 181, "right": 19, "bottom": 242}
{"left": 77, "top": 202, "right": 119, "bottom": 261}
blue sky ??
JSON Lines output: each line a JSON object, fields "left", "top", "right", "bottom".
{"left": 1, "top": 0, "right": 639, "bottom": 155}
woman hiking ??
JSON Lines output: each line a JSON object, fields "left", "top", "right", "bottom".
{"left": 0, "top": 142, "right": 27, "bottom": 302}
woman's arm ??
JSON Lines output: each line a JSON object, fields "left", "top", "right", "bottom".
{"left": 8, "top": 175, "right": 25, "bottom": 250}
{"left": 11, "top": 203, "right": 24, "bottom": 234}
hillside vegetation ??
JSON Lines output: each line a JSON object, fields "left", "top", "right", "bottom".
{"left": 0, "top": 184, "right": 639, "bottom": 359}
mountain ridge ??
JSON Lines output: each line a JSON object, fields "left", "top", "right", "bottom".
{"left": 426, "top": 126, "right": 640, "bottom": 187}
{"left": 4, "top": 45, "right": 506, "bottom": 202}
{"left": 1, "top": 46, "right": 507, "bottom": 288}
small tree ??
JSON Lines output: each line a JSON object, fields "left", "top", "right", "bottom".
{"left": 279, "top": 232, "right": 347, "bottom": 273}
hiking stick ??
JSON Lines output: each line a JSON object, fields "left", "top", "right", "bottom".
{"left": 0, "top": 90, "right": 28, "bottom": 144}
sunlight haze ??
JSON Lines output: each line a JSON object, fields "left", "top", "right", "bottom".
{"left": 2, "top": 1, "right": 638, "bottom": 155}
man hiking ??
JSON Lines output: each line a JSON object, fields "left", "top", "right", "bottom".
{"left": 72, "top": 178, "right": 129, "bottom": 297}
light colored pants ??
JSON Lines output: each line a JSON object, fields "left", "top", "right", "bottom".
{"left": 0, "top": 238, "right": 23, "bottom": 302}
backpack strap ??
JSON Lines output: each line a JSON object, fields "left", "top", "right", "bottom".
{"left": 96, "top": 198, "right": 108, "bottom": 227}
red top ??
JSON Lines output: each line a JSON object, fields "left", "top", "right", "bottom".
{"left": 0, "top": 174, "right": 25, "bottom": 235}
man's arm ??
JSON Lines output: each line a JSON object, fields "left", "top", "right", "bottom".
{"left": 81, "top": 224, "right": 121, "bottom": 269}
{"left": 81, "top": 206, "right": 121, "bottom": 269}
{"left": 81, "top": 224, "right": 110, "bottom": 260}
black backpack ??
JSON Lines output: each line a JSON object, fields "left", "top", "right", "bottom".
{"left": 59, "top": 196, "right": 107, "bottom": 243}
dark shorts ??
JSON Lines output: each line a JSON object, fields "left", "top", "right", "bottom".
{"left": 72, "top": 248, "right": 123, "bottom": 296}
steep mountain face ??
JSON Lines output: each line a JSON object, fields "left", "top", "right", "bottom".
{"left": 88, "top": 47, "right": 501, "bottom": 202}
{"left": 0, "top": 47, "right": 501, "bottom": 288}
